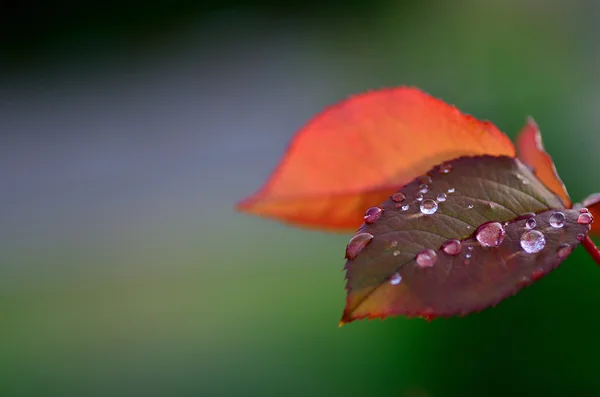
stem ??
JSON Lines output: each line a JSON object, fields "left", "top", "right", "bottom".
{"left": 582, "top": 236, "right": 600, "bottom": 267}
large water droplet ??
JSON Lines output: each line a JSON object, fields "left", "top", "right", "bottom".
{"left": 475, "top": 222, "right": 506, "bottom": 248}
{"left": 364, "top": 207, "right": 383, "bottom": 224}
{"left": 520, "top": 230, "right": 546, "bottom": 253}
{"left": 442, "top": 239, "right": 462, "bottom": 255}
{"left": 346, "top": 233, "right": 374, "bottom": 260}
{"left": 416, "top": 248, "right": 437, "bottom": 268}
{"left": 437, "top": 193, "right": 447, "bottom": 202}
{"left": 439, "top": 163, "right": 452, "bottom": 174}
{"left": 557, "top": 243, "right": 572, "bottom": 259}
{"left": 549, "top": 212, "right": 565, "bottom": 228}
{"left": 525, "top": 218, "right": 536, "bottom": 230}
{"left": 419, "top": 184, "right": 429, "bottom": 194}
{"left": 447, "top": 187, "right": 455, "bottom": 193}
{"left": 391, "top": 192, "right": 406, "bottom": 203}
{"left": 420, "top": 199, "right": 438, "bottom": 215}
{"left": 389, "top": 272, "right": 402, "bottom": 285}
{"left": 401, "top": 204, "right": 409, "bottom": 211}
{"left": 416, "top": 194, "right": 424, "bottom": 202}
{"left": 578, "top": 212, "right": 594, "bottom": 225}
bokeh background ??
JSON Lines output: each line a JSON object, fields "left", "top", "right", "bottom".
{"left": 2, "top": 1, "right": 600, "bottom": 396}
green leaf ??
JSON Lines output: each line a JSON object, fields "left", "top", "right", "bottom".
{"left": 341, "top": 155, "right": 592, "bottom": 324}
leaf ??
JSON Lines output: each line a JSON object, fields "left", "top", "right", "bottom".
{"left": 516, "top": 117, "right": 571, "bottom": 207}
{"left": 341, "top": 155, "right": 592, "bottom": 325}
{"left": 237, "top": 87, "right": 515, "bottom": 232}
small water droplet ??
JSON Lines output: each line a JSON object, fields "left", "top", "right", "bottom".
{"left": 390, "top": 240, "right": 398, "bottom": 247}
{"left": 346, "top": 233, "right": 374, "bottom": 260}
{"left": 420, "top": 175, "right": 432, "bottom": 185}
{"left": 415, "top": 194, "right": 424, "bottom": 202}
{"left": 522, "top": 179, "right": 530, "bottom": 185}
{"left": 475, "top": 222, "right": 506, "bottom": 248}
{"left": 419, "top": 184, "right": 429, "bottom": 193}
{"left": 467, "top": 204, "right": 474, "bottom": 209}
{"left": 364, "top": 207, "right": 383, "bottom": 224}
{"left": 439, "top": 163, "right": 452, "bottom": 174}
{"left": 467, "top": 246, "right": 473, "bottom": 251}
{"left": 393, "top": 250, "right": 400, "bottom": 257}
{"left": 465, "top": 252, "right": 472, "bottom": 259}
{"left": 520, "top": 230, "right": 546, "bottom": 253}
{"left": 557, "top": 243, "right": 572, "bottom": 259}
{"left": 577, "top": 233, "right": 586, "bottom": 241}
{"left": 416, "top": 248, "right": 437, "bottom": 268}
{"left": 401, "top": 204, "right": 409, "bottom": 211}
{"left": 447, "top": 187, "right": 455, "bottom": 193}
{"left": 390, "top": 272, "right": 402, "bottom": 285}
{"left": 525, "top": 218, "right": 536, "bottom": 229}
{"left": 549, "top": 212, "right": 565, "bottom": 228}
{"left": 420, "top": 199, "right": 438, "bottom": 215}
{"left": 578, "top": 212, "right": 594, "bottom": 225}
{"left": 580, "top": 207, "right": 589, "bottom": 213}
{"left": 391, "top": 192, "right": 406, "bottom": 203}
{"left": 437, "top": 193, "right": 447, "bottom": 202}
{"left": 442, "top": 239, "right": 462, "bottom": 255}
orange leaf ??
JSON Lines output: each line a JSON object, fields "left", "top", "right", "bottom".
{"left": 237, "top": 87, "right": 515, "bottom": 232}
{"left": 516, "top": 117, "right": 571, "bottom": 208}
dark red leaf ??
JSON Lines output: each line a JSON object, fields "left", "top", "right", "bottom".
{"left": 341, "top": 155, "right": 591, "bottom": 325}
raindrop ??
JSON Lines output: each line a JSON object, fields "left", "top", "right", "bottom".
{"left": 442, "top": 239, "right": 462, "bottom": 255}
{"left": 439, "top": 163, "right": 452, "bottom": 174}
{"left": 467, "top": 204, "right": 474, "bottom": 209}
{"left": 525, "top": 218, "right": 536, "bottom": 230}
{"left": 447, "top": 187, "right": 455, "bottom": 193}
{"left": 401, "top": 204, "right": 409, "bottom": 211}
{"left": 557, "top": 243, "right": 572, "bottom": 259}
{"left": 467, "top": 246, "right": 474, "bottom": 251}
{"left": 416, "top": 194, "right": 424, "bottom": 202}
{"left": 390, "top": 273, "right": 402, "bottom": 285}
{"left": 391, "top": 192, "right": 406, "bottom": 203}
{"left": 364, "top": 207, "right": 383, "bottom": 224}
{"left": 475, "top": 222, "right": 506, "bottom": 248}
{"left": 577, "top": 233, "right": 586, "bottom": 241}
{"left": 393, "top": 250, "right": 401, "bottom": 257}
{"left": 437, "top": 193, "right": 447, "bottom": 202}
{"left": 549, "top": 212, "right": 565, "bottom": 228}
{"left": 520, "top": 230, "right": 546, "bottom": 253}
{"left": 420, "top": 175, "right": 432, "bottom": 185}
{"left": 580, "top": 207, "right": 589, "bottom": 213}
{"left": 419, "top": 184, "right": 429, "bottom": 194}
{"left": 578, "top": 212, "right": 594, "bottom": 225}
{"left": 346, "top": 233, "right": 374, "bottom": 260}
{"left": 420, "top": 199, "right": 438, "bottom": 215}
{"left": 416, "top": 248, "right": 437, "bottom": 268}
{"left": 390, "top": 240, "right": 398, "bottom": 247}
{"left": 465, "top": 252, "right": 472, "bottom": 259}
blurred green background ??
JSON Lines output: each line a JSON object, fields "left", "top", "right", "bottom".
{"left": 2, "top": 1, "right": 600, "bottom": 396}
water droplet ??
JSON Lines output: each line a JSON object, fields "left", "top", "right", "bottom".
{"left": 420, "top": 199, "right": 438, "bottom": 215}
{"left": 420, "top": 175, "right": 432, "bottom": 185}
{"left": 580, "top": 207, "right": 589, "bottom": 213}
{"left": 522, "top": 179, "right": 530, "bottom": 185}
{"left": 415, "top": 194, "right": 424, "bottom": 202}
{"left": 390, "top": 272, "right": 402, "bottom": 285}
{"left": 577, "top": 233, "right": 586, "bottom": 241}
{"left": 578, "top": 212, "right": 594, "bottom": 225}
{"left": 447, "top": 187, "right": 455, "bottom": 193}
{"left": 419, "top": 184, "right": 429, "bottom": 194}
{"left": 475, "top": 222, "right": 506, "bottom": 248}
{"left": 525, "top": 218, "right": 536, "bottom": 230}
{"left": 465, "top": 252, "right": 472, "bottom": 259}
{"left": 467, "top": 246, "right": 474, "bottom": 251}
{"left": 439, "top": 163, "right": 452, "bottom": 174}
{"left": 346, "top": 233, "right": 374, "bottom": 260}
{"left": 393, "top": 250, "right": 400, "bottom": 257}
{"left": 364, "top": 207, "right": 383, "bottom": 224}
{"left": 416, "top": 248, "right": 437, "bottom": 268}
{"left": 401, "top": 204, "right": 409, "bottom": 211}
{"left": 467, "top": 204, "right": 474, "bottom": 209}
{"left": 549, "top": 212, "right": 565, "bottom": 228}
{"left": 557, "top": 243, "right": 572, "bottom": 259}
{"left": 520, "top": 230, "right": 546, "bottom": 253}
{"left": 391, "top": 192, "right": 406, "bottom": 203}
{"left": 437, "top": 193, "right": 447, "bottom": 202}
{"left": 442, "top": 239, "right": 462, "bottom": 255}
{"left": 390, "top": 240, "right": 398, "bottom": 247}
{"left": 531, "top": 269, "right": 544, "bottom": 280}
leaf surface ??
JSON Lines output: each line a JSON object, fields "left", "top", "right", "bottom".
{"left": 237, "top": 87, "right": 515, "bottom": 232}
{"left": 341, "top": 155, "right": 591, "bottom": 324}
{"left": 516, "top": 117, "right": 571, "bottom": 207}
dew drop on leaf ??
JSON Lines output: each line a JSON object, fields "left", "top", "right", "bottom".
{"left": 420, "top": 199, "right": 438, "bottom": 215}
{"left": 475, "top": 222, "right": 506, "bottom": 248}
{"left": 577, "top": 233, "right": 586, "bottom": 241}
{"left": 442, "top": 239, "right": 462, "bottom": 255}
{"left": 416, "top": 194, "right": 424, "bottom": 202}
{"left": 467, "top": 204, "right": 474, "bottom": 209}
{"left": 578, "top": 212, "right": 594, "bottom": 225}
{"left": 390, "top": 240, "right": 398, "bottom": 247}
{"left": 391, "top": 192, "right": 406, "bottom": 203}
{"left": 437, "top": 193, "right": 447, "bottom": 202}
{"left": 447, "top": 187, "right": 455, "bottom": 193}
{"left": 580, "top": 207, "right": 589, "bottom": 213}
{"left": 393, "top": 250, "right": 400, "bottom": 257}
{"left": 525, "top": 218, "right": 536, "bottom": 230}
{"left": 346, "top": 233, "right": 374, "bottom": 260}
{"left": 401, "top": 204, "right": 409, "bottom": 211}
{"left": 520, "top": 230, "right": 546, "bottom": 253}
{"left": 439, "top": 163, "right": 452, "bottom": 174}
{"left": 416, "top": 248, "right": 437, "bottom": 268}
{"left": 419, "top": 184, "right": 429, "bottom": 193}
{"left": 557, "top": 243, "right": 572, "bottom": 259}
{"left": 389, "top": 273, "right": 402, "bottom": 285}
{"left": 549, "top": 212, "right": 565, "bottom": 228}
{"left": 364, "top": 207, "right": 383, "bottom": 224}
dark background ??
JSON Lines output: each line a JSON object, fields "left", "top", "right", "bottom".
{"left": 2, "top": 1, "right": 600, "bottom": 396}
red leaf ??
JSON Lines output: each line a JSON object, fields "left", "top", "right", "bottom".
{"left": 516, "top": 117, "right": 571, "bottom": 208}
{"left": 237, "top": 87, "right": 516, "bottom": 232}
{"left": 341, "top": 155, "right": 590, "bottom": 325}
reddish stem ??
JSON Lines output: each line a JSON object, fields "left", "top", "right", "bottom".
{"left": 582, "top": 236, "right": 600, "bottom": 267}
